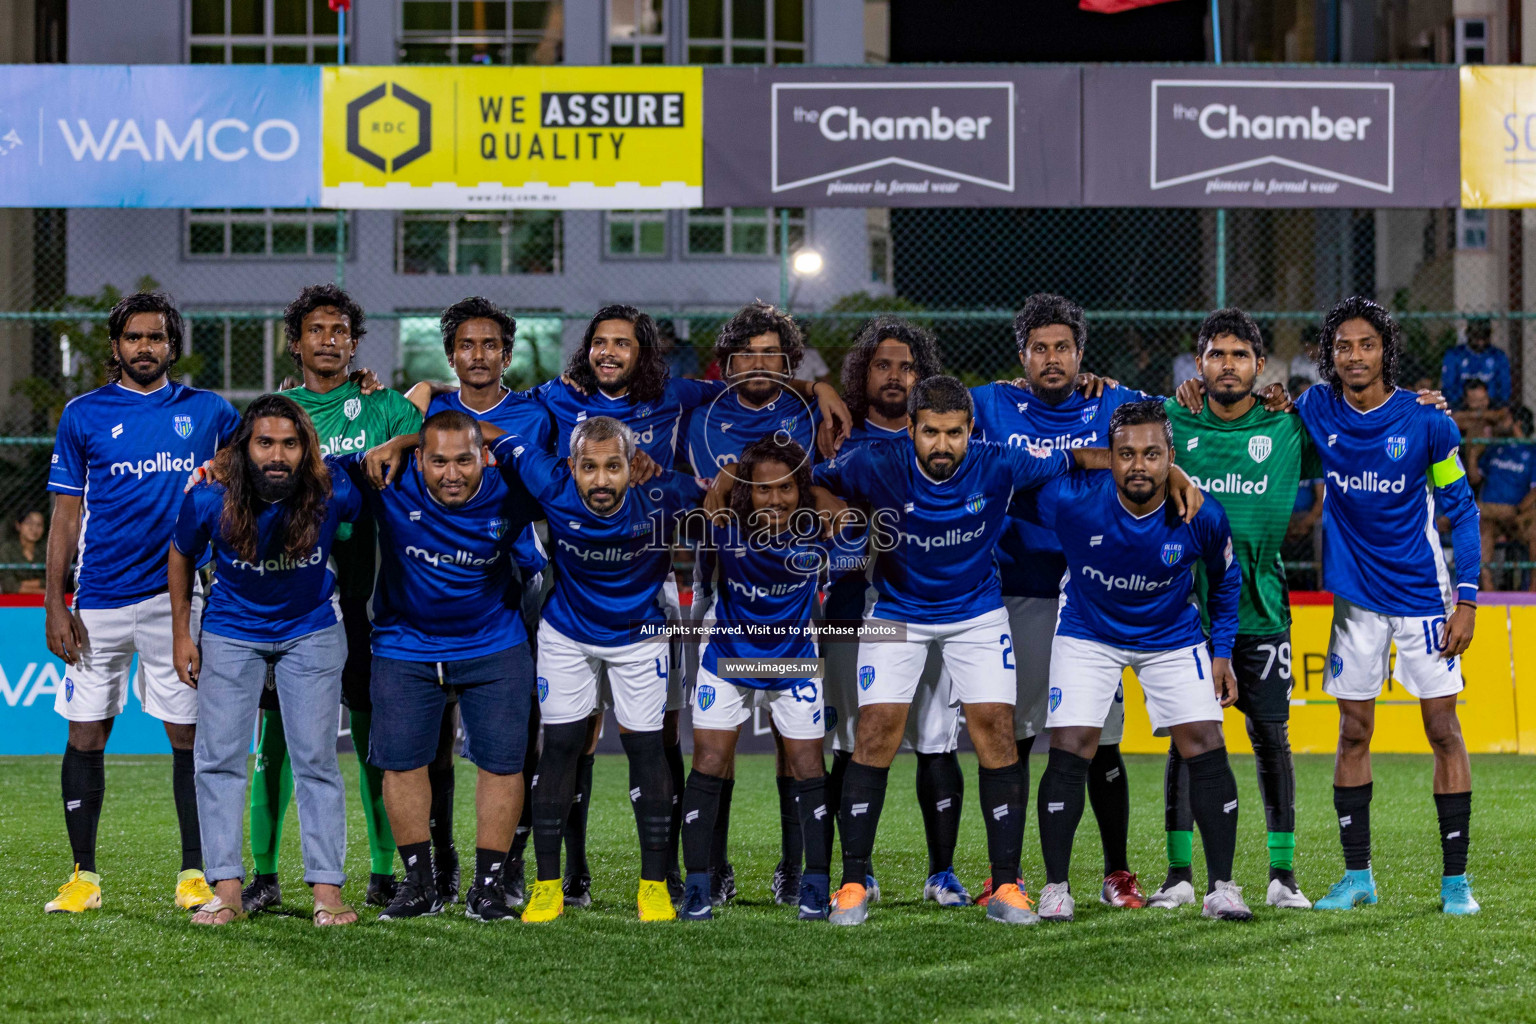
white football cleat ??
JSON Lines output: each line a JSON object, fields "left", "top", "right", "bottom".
{"left": 1036, "top": 882, "right": 1075, "bottom": 922}
{"left": 1265, "top": 878, "right": 1312, "bottom": 909}
{"left": 1147, "top": 879, "right": 1197, "bottom": 909}
{"left": 1201, "top": 880, "right": 1254, "bottom": 921}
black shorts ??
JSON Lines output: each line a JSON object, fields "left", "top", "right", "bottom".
{"left": 1231, "top": 631, "right": 1293, "bottom": 723}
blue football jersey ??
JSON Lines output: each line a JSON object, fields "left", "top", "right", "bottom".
{"left": 1013, "top": 470, "right": 1241, "bottom": 657}
{"left": 1294, "top": 387, "right": 1480, "bottom": 615}
{"left": 1477, "top": 443, "right": 1536, "bottom": 507}
{"left": 680, "top": 389, "right": 821, "bottom": 479}
{"left": 971, "top": 381, "right": 1155, "bottom": 599}
{"left": 530, "top": 376, "right": 726, "bottom": 470}
{"left": 489, "top": 434, "right": 704, "bottom": 646}
{"left": 48, "top": 382, "right": 239, "bottom": 610}
{"left": 812, "top": 437, "right": 1072, "bottom": 624}
{"left": 172, "top": 460, "right": 361, "bottom": 643}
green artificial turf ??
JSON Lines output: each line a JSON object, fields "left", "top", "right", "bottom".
{"left": 1, "top": 753, "right": 1530, "bottom": 1023}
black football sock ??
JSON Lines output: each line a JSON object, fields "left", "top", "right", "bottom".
{"left": 776, "top": 775, "right": 804, "bottom": 869}
{"left": 825, "top": 748, "right": 852, "bottom": 867}
{"left": 915, "top": 751, "right": 964, "bottom": 876}
{"left": 510, "top": 711, "right": 539, "bottom": 860}
{"left": 837, "top": 762, "right": 889, "bottom": 888}
{"left": 531, "top": 721, "right": 586, "bottom": 882}
{"left": 1037, "top": 748, "right": 1089, "bottom": 886}
{"left": 680, "top": 770, "right": 724, "bottom": 876}
{"left": 977, "top": 762, "right": 1025, "bottom": 891}
{"left": 564, "top": 752, "right": 595, "bottom": 879}
{"left": 1087, "top": 743, "right": 1131, "bottom": 875}
{"left": 398, "top": 840, "right": 433, "bottom": 887}
{"left": 1184, "top": 746, "right": 1240, "bottom": 891}
{"left": 620, "top": 731, "right": 674, "bottom": 882}
{"left": 475, "top": 847, "right": 504, "bottom": 889}
{"left": 428, "top": 705, "right": 457, "bottom": 856}
{"left": 1434, "top": 791, "right": 1471, "bottom": 877}
{"left": 1015, "top": 740, "right": 1032, "bottom": 833}
{"left": 1247, "top": 719, "right": 1298, "bottom": 883}
{"left": 711, "top": 778, "right": 734, "bottom": 872}
{"left": 1163, "top": 743, "right": 1194, "bottom": 885}
{"left": 61, "top": 744, "right": 105, "bottom": 875}
{"left": 794, "top": 777, "right": 831, "bottom": 875}
{"left": 665, "top": 739, "right": 686, "bottom": 876}
{"left": 170, "top": 746, "right": 201, "bottom": 873}
{"left": 1334, "top": 782, "right": 1373, "bottom": 872}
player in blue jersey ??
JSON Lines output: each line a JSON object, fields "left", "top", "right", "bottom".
{"left": 169, "top": 394, "right": 362, "bottom": 926}
{"left": 1016, "top": 401, "right": 1251, "bottom": 923}
{"left": 678, "top": 435, "right": 857, "bottom": 921}
{"left": 42, "top": 291, "right": 239, "bottom": 916}
{"left": 1294, "top": 297, "right": 1481, "bottom": 915}
{"left": 1441, "top": 318, "right": 1511, "bottom": 408}
{"left": 969, "top": 293, "right": 1154, "bottom": 909}
{"left": 338, "top": 409, "right": 542, "bottom": 923}
{"left": 1468, "top": 417, "right": 1536, "bottom": 591}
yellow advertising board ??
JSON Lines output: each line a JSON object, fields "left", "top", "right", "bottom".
{"left": 1459, "top": 65, "right": 1536, "bottom": 208}
{"left": 321, "top": 66, "right": 703, "bottom": 208}
{"left": 1119, "top": 602, "right": 1521, "bottom": 755}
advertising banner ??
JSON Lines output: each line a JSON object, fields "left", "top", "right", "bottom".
{"left": 1083, "top": 65, "right": 1459, "bottom": 207}
{"left": 702, "top": 66, "right": 1081, "bottom": 207}
{"left": 0, "top": 65, "right": 320, "bottom": 208}
{"left": 321, "top": 66, "right": 703, "bottom": 209}
{"left": 1459, "top": 65, "right": 1536, "bottom": 208}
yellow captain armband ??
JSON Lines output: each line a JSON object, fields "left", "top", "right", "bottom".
{"left": 1430, "top": 449, "right": 1466, "bottom": 488}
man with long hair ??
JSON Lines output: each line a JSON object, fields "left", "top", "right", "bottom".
{"left": 169, "top": 393, "right": 362, "bottom": 926}
{"left": 42, "top": 291, "right": 238, "bottom": 915}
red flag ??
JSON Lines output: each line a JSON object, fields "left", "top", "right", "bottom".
{"left": 329, "top": 0, "right": 351, "bottom": 12}
{"left": 1079, "top": 0, "right": 1183, "bottom": 13}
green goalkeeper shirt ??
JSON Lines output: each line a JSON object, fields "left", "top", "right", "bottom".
{"left": 1163, "top": 396, "right": 1320, "bottom": 637}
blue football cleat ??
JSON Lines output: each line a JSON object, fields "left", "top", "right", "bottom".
{"left": 922, "top": 869, "right": 972, "bottom": 907}
{"left": 1314, "top": 869, "right": 1378, "bottom": 910}
{"left": 865, "top": 873, "right": 881, "bottom": 903}
{"left": 1440, "top": 875, "right": 1480, "bottom": 915}
{"left": 797, "top": 873, "right": 831, "bottom": 921}
{"left": 680, "top": 873, "right": 713, "bottom": 921}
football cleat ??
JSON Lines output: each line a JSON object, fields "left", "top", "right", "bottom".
{"left": 985, "top": 883, "right": 1040, "bottom": 925}
{"left": 174, "top": 869, "right": 215, "bottom": 911}
{"left": 1313, "top": 869, "right": 1377, "bottom": 910}
{"left": 562, "top": 872, "right": 592, "bottom": 908}
{"left": 711, "top": 863, "right": 737, "bottom": 907}
{"left": 975, "top": 875, "right": 1024, "bottom": 907}
{"left": 1265, "top": 878, "right": 1312, "bottom": 909}
{"left": 1100, "top": 870, "right": 1147, "bottom": 908}
{"left": 865, "top": 873, "right": 882, "bottom": 903}
{"left": 502, "top": 858, "right": 526, "bottom": 908}
{"left": 435, "top": 845, "right": 461, "bottom": 905}
{"left": 1440, "top": 875, "right": 1480, "bottom": 916}
{"left": 464, "top": 879, "right": 516, "bottom": 922}
{"left": 771, "top": 860, "right": 803, "bottom": 906}
{"left": 378, "top": 876, "right": 443, "bottom": 920}
{"left": 666, "top": 870, "right": 685, "bottom": 909}
{"left": 797, "top": 873, "right": 831, "bottom": 921}
{"left": 45, "top": 866, "right": 101, "bottom": 914}
{"left": 365, "top": 872, "right": 399, "bottom": 908}
{"left": 1147, "top": 879, "right": 1197, "bottom": 909}
{"left": 1036, "top": 882, "right": 1075, "bottom": 922}
{"left": 828, "top": 882, "right": 869, "bottom": 926}
{"left": 1201, "top": 880, "right": 1254, "bottom": 921}
{"left": 241, "top": 875, "right": 282, "bottom": 914}
{"left": 680, "top": 873, "right": 713, "bottom": 921}
{"left": 637, "top": 879, "right": 677, "bottom": 921}
{"left": 521, "top": 879, "right": 565, "bottom": 923}
{"left": 923, "top": 869, "right": 972, "bottom": 907}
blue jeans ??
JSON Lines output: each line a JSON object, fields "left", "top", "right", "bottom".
{"left": 194, "top": 623, "right": 348, "bottom": 886}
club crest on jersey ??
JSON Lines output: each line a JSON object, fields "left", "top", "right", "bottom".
{"left": 858, "top": 665, "right": 875, "bottom": 691}
{"left": 1048, "top": 686, "right": 1062, "bottom": 712}
{"left": 781, "top": 416, "right": 798, "bottom": 432}
{"left": 635, "top": 404, "right": 653, "bottom": 418}
{"left": 537, "top": 677, "right": 549, "bottom": 702}
{"left": 1329, "top": 654, "right": 1343, "bottom": 678}
{"left": 825, "top": 706, "right": 838, "bottom": 732}
{"left": 65, "top": 677, "right": 74, "bottom": 702}
{"left": 1385, "top": 436, "right": 1407, "bottom": 461}
{"left": 173, "top": 415, "right": 193, "bottom": 439}
{"left": 1248, "top": 435, "right": 1272, "bottom": 463}
{"left": 488, "top": 517, "right": 508, "bottom": 540}
{"left": 964, "top": 492, "right": 986, "bottom": 514}
{"left": 1080, "top": 405, "right": 1099, "bottom": 424}
{"left": 343, "top": 397, "right": 362, "bottom": 421}
{"left": 697, "top": 684, "right": 716, "bottom": 712}
{"left": 1160, "top": 542, "right": 1184, "bottom": 566}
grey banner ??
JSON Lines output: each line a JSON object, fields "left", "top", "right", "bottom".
{"left": 703, "top": 66, "right": 1081, "bottom": 207}
{"left": 1082, "top": 65, "right": 1459, "bottom": 207}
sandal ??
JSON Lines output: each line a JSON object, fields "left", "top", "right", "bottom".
{"left": 313, "top": 900, "right": 358, "bottom": 927}
{"left": 190, "top": 896, "right": 247, "bottom": 926}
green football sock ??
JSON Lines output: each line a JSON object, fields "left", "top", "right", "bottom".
{"left": 1268, "top": 831, "right": 1296, "bottom": 872}
{"left": 1167, "top": 829, "right": 1194, "bottom": 869}
{"left": 249, "top": 711, "right": 293, "bottom": 876}
{"left": 350, "top": 710, "right": 397, "bottom": 876}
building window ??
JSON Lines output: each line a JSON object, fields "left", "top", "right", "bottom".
{"left": 1455, "top": 18, "right": 1488, "bottom": 65}
{"left": 867, "top": 208, "right": 891, "bottom": 284}
{"left": 396, "top": 211, "right": 563, "bottom": 275}
{"left": 1457, "top": 209, "right": 1489, "bottom": 251}
{"left": 186, "top": 208, "right": 348, "bottom": 259}
{"left": 687, "top": 0, "right": 804, "bottom": 65}
{"left": 609, "top": 0, "right": 666, "bottom": 63}
{"left": 398, "top": 0, "right": 563, "bottom": 64}
{"left": 606, "top": 210, "right": 669, "bottom": 257}
{"left": 189, "top": 316, "right": 279, "bottom": 399}
{"left": 187, "top": 0, "right": 350, "bottom": 63}
{"left": 685, "top": 207, "right": 804, "bottom": 257}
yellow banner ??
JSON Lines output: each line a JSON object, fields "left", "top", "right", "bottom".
{"left": 321, "top": 66, "right": 703, "bottom": 209}
{"left": 1120, "top": 604, "right": 1520, "bottom": 755}
{"left": 1459, "top": 65, "right": 1536, "bottom": 208}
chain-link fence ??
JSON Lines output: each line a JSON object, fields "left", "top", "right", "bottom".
{"left": 0, "top": 204, "right": 1530, "bottom": 590}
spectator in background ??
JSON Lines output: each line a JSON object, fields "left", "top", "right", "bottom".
{"left": 794, "top": 343, "right": 831, "bottom": 384}
{"left": 0, "top": 509, "right": 46, "bottom": 593}
{"left": 657, "top": 318, "right": 699, "bottom": 380}
{"left": 1288, "top": 332, "right": 1322, "bottom": 388}
{"left": 1468, "top": 417, "right": 1536, "bottom": 591}
{"left": 1442, "top": 318, "right": 1511, "bottom": 409}
{"left": 1171, "top": 339, "right": 1199, "bottom": 393}
{"left": 1452, "top": 380, "right": 1512, "bottom": 489}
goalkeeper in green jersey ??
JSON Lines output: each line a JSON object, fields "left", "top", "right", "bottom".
{"left": 240, "top": 284, "right": 427, "bottom": 914}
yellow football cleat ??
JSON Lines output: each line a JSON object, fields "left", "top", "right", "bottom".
{"left": 45, "top": 865, "right": 102, "bottom": 914}
{"left": 637, "top": 879, "right": 677, "bottom": 922}
{"left": 175, "top": 869, "right": 215, "bottom": 910}
{"left": 520, "top": 879, "right": 565, "bottom": 923}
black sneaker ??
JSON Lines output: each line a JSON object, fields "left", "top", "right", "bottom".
{"left": 711, "top": 863, "right": 737, "bottom": 907}
{"left": 240, "top": 874, "right": 281, "bottom": 914}
{"left": 365, "top": 872, "right": 399, "bottom": 908}
{"left": 563, "top": 872, "right": 592, "bottom": 908}
{"left": 435, "top": 845, "right": 461, "bottom": 905}
{"left": 465, "top": 879, "right": 516, "bottom": 922}
{"left": 770, "top": 860, "right": 802, "bottom": 906}
{"left": 666, "top": 870, "right": 685, "bottom": 909}
{"left": 503, "top": 858, "right": 526, "bottom": 908}
{"left": 378, "top": 876, "right": 443, "bottom": 920}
